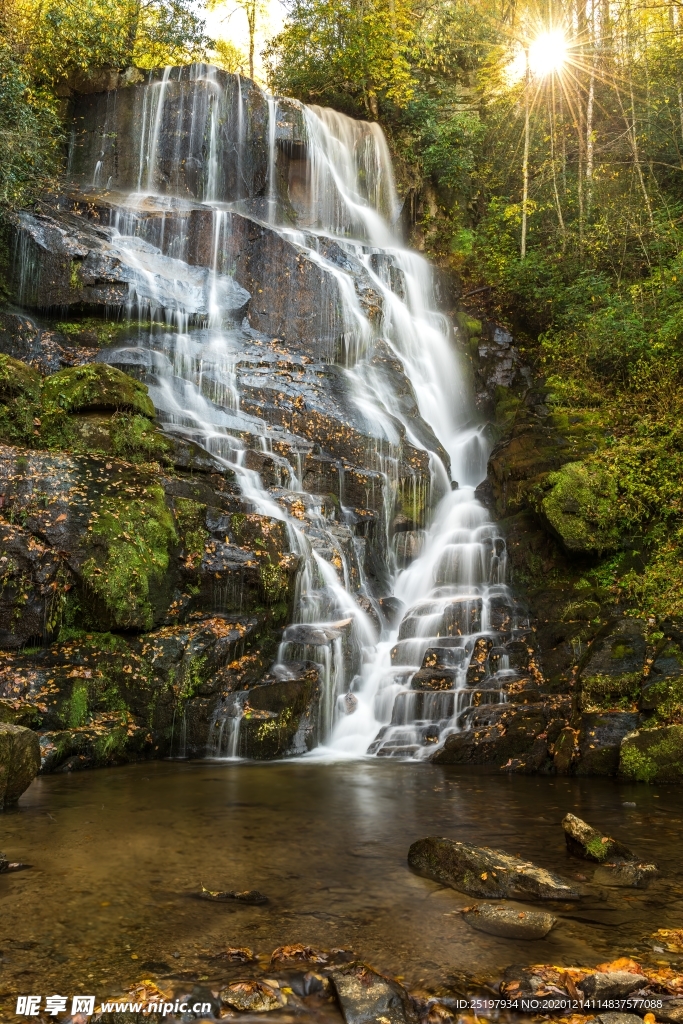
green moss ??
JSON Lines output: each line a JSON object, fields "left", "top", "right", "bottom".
{"left": 620, "top": 724, "right": 683, "bottom": 783}
{"left": 108, "top": 413, "right": 172, "bottom": 464}
{"left": 174, "top": 497, "right": 208, "bottom": 567}
{"left": 230, "top": 512, "right": 247, "bottom": 540}
{"left": 259, "top": 557, "right": 288, "bottom": 602}
{"left": 397, "top": 481, "right": 427, "bottom": 526}
{"left": 540, "top": 461, "right": 622, "bottom": 554}
{"left": 0, "top": 353, "right": 42, "bottom": 445}
{"left": 55, "top": 318, "right": 163, "bottom": 347}
{"left": 620, "top": 744, "right": 658, "bottom": 782}
{"left": 41, "top": 364, "right": 155, "bottom": 418}
{"left": 585, "top": 835, "right": 611, "bottom": 861}
{"left": 82, "top": 481, "right": 177, "bottom": 629}
{"left": 67, "top": 683, "right": 89, "bottom": 728}
{"left": 582, "top": 671, "right": 642, "bottom": 711}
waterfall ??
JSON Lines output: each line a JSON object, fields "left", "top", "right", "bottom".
{"left": 64, "top": 64, "right": 527, "bottom": 759}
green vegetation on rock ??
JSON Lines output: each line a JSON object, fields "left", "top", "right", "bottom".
{"left": 41, "top": 364, "right": 155, "bottom": 418}
{"left": 82, "top": 480, "right": 177, "bottom": 630}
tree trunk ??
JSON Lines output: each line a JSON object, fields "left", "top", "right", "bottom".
{"left": 521, "top": 48, "right": 530, "bottom": 260}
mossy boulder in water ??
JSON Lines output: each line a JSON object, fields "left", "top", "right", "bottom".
{"left": 619, "top": 724, "right": 683, "bottom": 783}
{"left": 539, "top": 461, "right": 621, "bottom": 554}
{"left": 562, "top": 812, "right": 635, "bottom": 862}
{"left": 0, "top": 723, "right": 40, "bottom": 807}
{"left": 41, "top": 363, "right": 155, "bottom": 418}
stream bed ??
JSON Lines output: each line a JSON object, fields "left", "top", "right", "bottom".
{"left": 1, "top": 760, "right": 682, "bottom": 1014}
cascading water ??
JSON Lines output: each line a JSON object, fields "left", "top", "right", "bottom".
{"left": 62, "top": 64, "right": 529, "bottom": 760}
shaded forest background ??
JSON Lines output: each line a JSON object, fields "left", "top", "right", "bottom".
{"left": 1, "top": 0, "right": 683, "bottom": 621}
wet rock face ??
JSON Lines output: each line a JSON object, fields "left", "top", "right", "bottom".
{"left": 407, "top": 837, "right": 581, "bottom": 900}
{"left": 1, "top": 616, "right": 271, "bottom": 769}
{"left": 0, "top": 723, "right": 40, "bottom": 807}
{"left": 233, "top": 662, "right": 322, "bottom": 759}
{"left": 68, "top": 68, "right": 270, "bottom": 202}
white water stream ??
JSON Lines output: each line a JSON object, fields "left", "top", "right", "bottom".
{"left": 67, "top": 65, "right": 528, "bottom": 760}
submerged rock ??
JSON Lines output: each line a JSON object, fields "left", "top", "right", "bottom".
{"left": 562, "top": 813, "right": 636, "bottom": 863}
{"left": 219, "top": 980, "right": 284, "bottom": 1012}
{"left": 463, "top": 903, "right": 556, "bottom": 939}
{"left": 331, "top": 963, "right": 417, "bottom": 1024}
{"left": 200, "top": 886, "right": 268, "bottom": 904}
{"left": 593, "top": 862, "right": 659, "bottom": 887}
{"left": 407, "top": 837, "right": 581, "bottom": 900}
{"left": 0, "top": 723, "right": 40, "bottom": 808}
{"left": 271, "top": 944, "right": 329, "bottom": 964}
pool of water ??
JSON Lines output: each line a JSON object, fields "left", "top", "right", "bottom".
{"left": 1, "top": 760, "right": 682, "bottom": 1015}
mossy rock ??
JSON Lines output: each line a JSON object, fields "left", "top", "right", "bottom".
{"left": 0, "top": 354, "right": 42, "bottom": 445}
{"left": 619, "top": 724, "right": 683, "bottom": 783}
{"left": 69, "top": 411, "right": 173, "bottom": 464}
{"left": 0, "top": 354, "right": 41, "bottom": 401}
{"left": 41, "top": 363, "right": 155, "bottom": 418}
{"left": 0, "top": 722, "right": 41, "bottom": 807}
{"left": 82, "top": 477, "right": 177, "bottom": 630}
{"left": 540, "top": 461, "right": 621, "bottom": 554}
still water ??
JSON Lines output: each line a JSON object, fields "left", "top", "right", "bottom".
{"left": 1, "top": 761, "right": 682, "bottom": 1013}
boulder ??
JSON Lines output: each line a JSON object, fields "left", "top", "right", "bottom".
{"left": 619, "top": 724, "right": 683, "bottom": 783}
{"left": 578, "top": 972, "right": 644, "bottom": 1000}
{"left": 538, "top": 461, "right": 621, "bottom": 555}
{"left": 407, "top": 837, "right": 581, "bottom": 900}
{"left": 462, "top": 903, "right": 556, "bottom": 939}
{"left": 562, "top": 813, "right": 635, "bottom": 863}
{"left": 331, "top": 963, "right": 417, "bottom": 1024}
{"left": 0, "top": 723, "right": 41, "bottom": 807}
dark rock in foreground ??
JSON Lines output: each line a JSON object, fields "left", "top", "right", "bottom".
{"left": 578, "top": 971, "right": 645, "bottom": 999}
{"left": 0, "top": 723, "right": 41, "bottom": 808}
{"left": 219, "top": 980, "right": 284, "bottom": 1012}
{"left": 331, "top": 963, "right": 418, "bottom": 1024}
{"left": 463, "top": 903, "right": 556, "bottom": 939}
{"left": 408, "top": 837, "right": 581, "bottom": 900}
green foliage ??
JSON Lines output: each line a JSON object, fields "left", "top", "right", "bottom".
{"left": 82, "top": 481, "right": 177, "bottom": 629}
{"left": 267, "top": 0, "right": 416, "bottom": 115}
{"left": 19, "top": 0, "right": 208, "bottom": 84}
{"left": 620, "top": 726, "right": 683, "bottom": 783}
{"left": 0, "top": 38, "right": 61, "bottom": 207}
